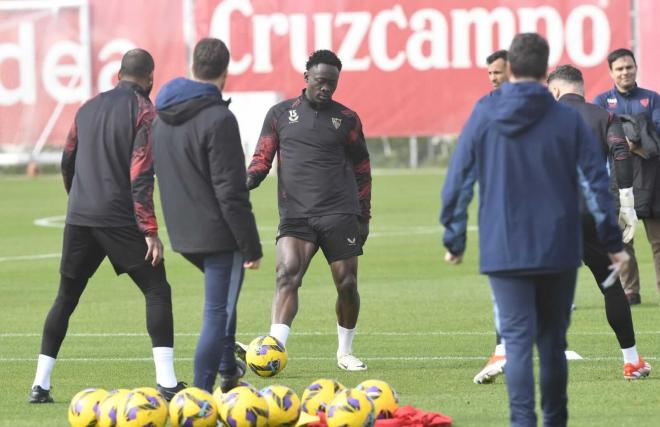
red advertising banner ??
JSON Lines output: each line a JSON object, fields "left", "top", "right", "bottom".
{"left": 0, "top": 0, "right": 635, "bottom": 148}
{"left": 196, "top": 0, "right": 631, "bottom": 136}
{"left": 0, "top": 0, "right": 186, "bottom": 148}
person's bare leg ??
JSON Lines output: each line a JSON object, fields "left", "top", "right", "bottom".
{"left": 269, "top": 237, "right": 317, "bottom": 345}
{"left": 331, "top": 257, "right": 366, "bottom": 370}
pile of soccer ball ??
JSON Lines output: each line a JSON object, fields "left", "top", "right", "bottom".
{"left": 67, "top": 335, "right": 400, "bottom": 427}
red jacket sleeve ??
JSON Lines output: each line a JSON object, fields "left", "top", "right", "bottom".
{"left": 344, "top": 110, "right": 372, "bottom": 221}
{"left": 247, "top": 106, "right": 280, "bottom": 189}
{"left": 61, "top": 120, "right": 78, "bottom": 193}
{"left": 130, "top": 95, "right": 158, "bottom": 236}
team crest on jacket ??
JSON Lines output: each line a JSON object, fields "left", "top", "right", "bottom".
{"left": 607, "top": 97, "right": 617, "bottom": 108}
{"left": 288, "top": 110, "right": 299, "bottom": 123}
{"left": 332, "top": 117, "right": 342, "bottom": 129}
{"left": 640, "top": 98, "right": 649, "bottom": 108}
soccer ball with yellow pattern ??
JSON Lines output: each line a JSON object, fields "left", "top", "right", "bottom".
{"left": 261, "top": 385, "right": 301, "bottom": 427}
{"left": 326, "top": 389, "right": 375, "bottom": 427}
{"left": 68, "top": 388, "right": 108, "bottom": 427}
{"left": 96, "top": 388, "right": 130, "bottom": 427}
{"left": 300, "top": 379, "right": 345, "bottom": 415}
{"left": 355, "top": 380, "right": 399, "bottom": 419}
{"left": 219, "top": 385, "right": 269, "bottom": 427}
{"left": 169, "top": 387, "right": 218, "bottom": 427}
{"left": 246, "top": 335, "right": 288, "bottom": 377}
{"left": 116, "top": 387, "right": 168, "bottom": 427}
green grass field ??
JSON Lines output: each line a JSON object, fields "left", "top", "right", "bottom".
{"left": 1, "top": 171, "right": 658, "bottom": 426}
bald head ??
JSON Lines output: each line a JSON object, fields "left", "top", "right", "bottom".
{"left": 118, "top": 48, "right": 154, "bottom": 95}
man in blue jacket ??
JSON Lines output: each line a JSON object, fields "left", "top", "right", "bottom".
{"left": 441, "top": 33, "right": 629, "bottom": 427}
{"left": 594, "top": 48, "right": 660, "bottom": 305}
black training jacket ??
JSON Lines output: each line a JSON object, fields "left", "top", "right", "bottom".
{"left": 247, "top": 91, "right": 371, "bottom": 221}
{"left": 152, "top": 78, "right": 262, "bottom": 261}
{"left": 62, "top": 80, "right": 158, "bottom": 236}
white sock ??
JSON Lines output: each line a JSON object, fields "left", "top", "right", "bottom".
{"left": 32, "top": 354, "right": 56, "bottom": 390}
{"left": 621, "top": 345, "right": 640, "bottom": 365}
{"left": 494, "top": 343, "right": 506, "bottom": 357}
{"left": 152, "top": 347, "right": 177, "bottom": 388}
{"left": 337, "top": 323, "right": 356, "bottom": 357}
{"left": 270, "top": 324, "right": 290, "bottom": 346}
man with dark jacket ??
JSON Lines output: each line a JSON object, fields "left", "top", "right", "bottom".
{"left": 246, "top": 49, "right": 372, "bottom": 371}
{"left": 593, "top": 48, "right": 660, "bottom": 305}
{"left": 30, "top": 49, "right": 185, "bottom": 403}
{"left": 152, "top": 38, "right": 262, "bottom": 393}
{"left": 441, "top": 34, "right": 628, "bottom": 426}
{"left": 548, "top": 64, "right": 650, "bottom": 380}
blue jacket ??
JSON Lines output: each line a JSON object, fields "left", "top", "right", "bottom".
{"left": 441, "top": 82, "right": 622, "bottom": 274}
{"left": 593, "top": 85, "right": 660, "bottom": 135}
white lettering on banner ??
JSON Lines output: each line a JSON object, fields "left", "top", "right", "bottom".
{"left": 42, "top": 40, "right": 86, "bottom": 103}
{"left": 451, "top": 7, "right": 515, "bottom": 68}
{"left": 406, "top": 9, "right": 449, "bottom": 71}
{"left": 518, "top": 7, "right": 564, "bottom": 65}
{"left": 209, "top": 0, "right": 613, "bottom": 74}
{"left": 97, "top": 39, "right": 137, "bottom": 92}
{"left": 565, "top": 5, "right": 610, "bottom": 67}
{"left": 0, "top": 21, "right": 36, "bottom": 106}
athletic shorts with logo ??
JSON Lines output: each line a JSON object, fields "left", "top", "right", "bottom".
{"left": 276, "top": 214, "right": 363, "bottom": 263}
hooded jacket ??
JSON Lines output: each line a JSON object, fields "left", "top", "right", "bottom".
{"left": 441, "top": 82, "right": 622, "bottom": 274}
{"left": 152, "top": 78, "right": 262, "bottom": 261}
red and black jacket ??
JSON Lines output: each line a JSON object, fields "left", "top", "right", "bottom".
{"left": 62, "top": 80, "right": 158, "bottom": 236}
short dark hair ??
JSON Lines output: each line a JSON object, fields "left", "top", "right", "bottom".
{"left": 119, "top": 48, "right": 154, "bottom": 79}
{"left": 305, "top": 49, "right": 342, "bottom": 72}
{"left": 486, "top": 49, "right": 507, "bottom": 65}
{"left": 508, "top": 33, "right": 549, "bottom": 80}
{"left": 547, "top": 64, "right": 584, "bottom": 85}
{"left": 607, "top": 48, "right": 636, "bottom": 69}
{"left": 192, "top": 38, "right": 230, "bottom": 80}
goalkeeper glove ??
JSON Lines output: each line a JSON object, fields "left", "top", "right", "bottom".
{"left": 618, "top": 187, "right": 638, "bottom": 244}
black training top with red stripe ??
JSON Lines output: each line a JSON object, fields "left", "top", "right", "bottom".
{"left": 247, "top": 90, "right": 372, "bottom": 222}
{"left": 62, "top": 80, "right": 158, "bottom": 236}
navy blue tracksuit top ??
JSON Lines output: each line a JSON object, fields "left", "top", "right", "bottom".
{"left": 441, "top": 82, "right": 623, "bottom": 274}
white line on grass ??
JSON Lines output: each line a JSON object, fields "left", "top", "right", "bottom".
{"left": 1, "top": 356, "right": 655, "bottom": 363}
{"left": 2, "top": 331, "right": 660, "bottom": 338}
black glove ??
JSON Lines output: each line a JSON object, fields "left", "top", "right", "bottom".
{"left": 246, "top": 174, "right": 258, "bottom": 190}
{"left": 358, "top": 221, "right": 369, "bottom": 246}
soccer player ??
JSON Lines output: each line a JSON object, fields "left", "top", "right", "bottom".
{"left": 472, "top": 50, "right": 511, "bottom": 385}
{"left": 152, "top": 38, "right": 263, "bottom": 393}
{"left": 246, "top": 49, "right": 372, "bottom": 371}
{"left": 486, "top": 49, "right": 509, "bottom": 89}
{"left": 547, "top": 64, "right": 650, "bottom": 379}
{"left": 441, "top": 33, "right": 629, "bottom": 426}
{"left": 593, "top": 48, "right": 660, "bottom": 305}
{"left": 29, "top": 49, "right": 185, "bottom": 403}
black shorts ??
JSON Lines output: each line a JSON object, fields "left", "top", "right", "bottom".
{"left": 60, "top": 224, "right": 151, "bottom": 278}
{"left": 276, "top": 214, "right": 363, "bottom": 263}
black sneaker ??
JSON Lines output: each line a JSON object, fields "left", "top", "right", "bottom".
{"left": 219, "top": 359, "right": 246, "bottom": 393}
{"left": 28, "top": 385, "right": 54, "bottom": 403}
{"left": 157, "top": 381, "right": 187, "bottom": 401}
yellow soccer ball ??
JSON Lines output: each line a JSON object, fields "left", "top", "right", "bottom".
{"left": 261, "top": 385, "right": 301, "bottom": 427}
{"left": 300, "top": 379, "right": 345, "bottom": 415}
{"left": 326, "top": 389, "right": 375, "bottom": 427}
{"left": 355, "top": 380, "right": 399, "bottom": 419}
{"left": 219, "top": 385, "right": 269, "bottom": 427}
{"left": 116, "top": 387, "right": 168, "bottom": 427}
{"left": 68, "top": 388, "right": 108, "bottom": 427}
{"left": 96, "top": 389, "right": 131, "bottom": 427}
{"left": 169, "top": 387, "right": 218, "bottom": 427}
{"left": 246, "top": 335, "right": 288, "bottom": 377}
